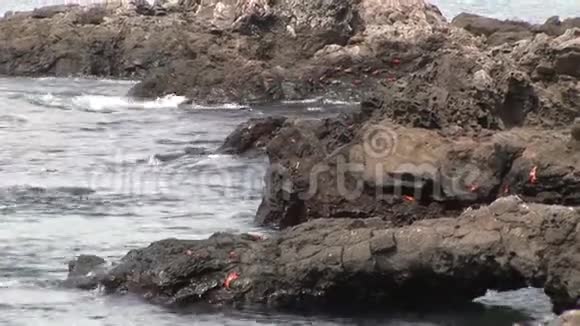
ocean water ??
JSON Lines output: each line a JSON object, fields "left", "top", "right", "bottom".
{"left": 0, "top": 0, "right": 578, "bottom": 325}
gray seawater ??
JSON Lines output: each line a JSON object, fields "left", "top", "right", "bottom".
{"left": 0, "top": 1, "right": 579, "bottom": 325}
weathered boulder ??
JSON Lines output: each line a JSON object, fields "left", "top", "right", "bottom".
{"left": 69, "top": 197, "right": 580, "bottom": 314}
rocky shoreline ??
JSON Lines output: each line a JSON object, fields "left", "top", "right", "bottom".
{"left": 67, "top": 196, "right": 579, "bottom": 313}
{"left": 1, "top": 0, "right": 579, "bottom": 323}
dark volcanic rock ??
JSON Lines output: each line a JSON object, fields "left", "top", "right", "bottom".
{"left": 0, "top": 0, "right": 445, "bottom": 103}
{"left": 1, "top": 1, "right": 577, "bottom": 107}
{"left": 218, "top": 116, "right": 287, "bottom": 155}
{"left": 251, "top": 117, "right": 580, "bottom": 228}
{"left": 72, "top": 197, "right": 580, "bottom": 313}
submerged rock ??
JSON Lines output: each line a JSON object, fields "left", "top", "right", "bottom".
{"left": 64, "top": 255, "right": 107, "bottom": 290}
{"left": 69, "top": 197, "right": 580, "bottom": 313}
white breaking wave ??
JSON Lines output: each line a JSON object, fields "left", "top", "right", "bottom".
{"left": 281, "top": 98, "right": 323, "bottom": 104}
{"left": 281, "top": 98, "right": 358, "bottom": 106}
{"left": 0, "top": 279, "right": 23, "bottom": 288}
{"left": 189, "top": 102, "right": 249, "bottom": 110}
{"left": 322, "top": 99, "right": 357, "bottom": 106}
{"left": 26, "top": 93, "right": 188, "bottom": 112}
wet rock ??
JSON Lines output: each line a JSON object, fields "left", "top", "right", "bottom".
{"left": 75, "top": 197, "right": 580, "bottom": 313}
{"left": 65, "top": 255, "right": 107, "bottom": 290}
{"left": 55, "top": 187, "right": 96, "bottom": 197}
{"left": 184, "top": 147, "right": 210, "bottom": 156}
{"left": 153, "top": 152, "right": 186, "bottom": 162}
{"left": 218, "top": 117, "right": 287, "bottom": 155}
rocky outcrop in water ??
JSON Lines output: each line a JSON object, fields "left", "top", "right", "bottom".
{"left": 15, "top": 0, "right": 575, "bottom": 320}
{"left": 68, "top": 197, "right": 580, "bottom": 313}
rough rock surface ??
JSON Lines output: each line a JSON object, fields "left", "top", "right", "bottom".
{"left": 68, "top": 197, "right": 580, "bottom": 313}
{"left": 218, "top": 116, "right": 287, "bottom": 155}
{"left": 252, "top": 114, "right": 580, "bottom": 228}
{"left": 1, "top": 1, "right": 578, "bottom": 110}
{"left": 233, "top": 9, "right": 580, "bottom": 228}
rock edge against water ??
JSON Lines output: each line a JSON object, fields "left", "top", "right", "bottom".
{"left": 1, "top": 0, "right": 578, "bottom": 105}
{"left": 68, "top": 196, "right": 580, "bottom": 315}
